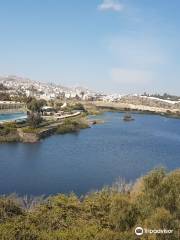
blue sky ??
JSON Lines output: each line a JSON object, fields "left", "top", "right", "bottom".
{"left": 0, "top": 0, "right": 180, "bottom": 94}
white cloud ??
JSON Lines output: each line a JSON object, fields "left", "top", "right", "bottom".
{"left": 98, "top": 0, "right": 124, "bottom": 12}
{"left": 110, "top": 68, "right": 153, "bottom": 84}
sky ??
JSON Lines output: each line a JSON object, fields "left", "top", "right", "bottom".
{"left": 0, "top": 0, "right": 180, "bottom": 94}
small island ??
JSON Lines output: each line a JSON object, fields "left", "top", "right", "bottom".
{"left": 123, "top": 112, "right": 134, "bottom": 121}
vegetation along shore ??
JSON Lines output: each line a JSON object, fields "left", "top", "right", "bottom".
{"left": 1, "top": 94, "right": 180, "bottom": 143}
{"left": 0, "top": 99, "right": 93, "bottom": 143}
{"left": 0, "top": 168, "right": 179, "bottom": 239}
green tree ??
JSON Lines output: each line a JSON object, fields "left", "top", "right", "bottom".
{"left": 26, "top": 98, "right": 46, "bottom": 113}
{"left": 26, "top": 98, "right": 46, "bottom": 128}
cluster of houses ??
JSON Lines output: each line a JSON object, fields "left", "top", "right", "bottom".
{"left": 0, "top": 75, "right": 98, "bottom": 101}
{"left": 0, "top": 75, "right": 125, "bottom": 102}
{"left": 1, "top": 76, "right": 180, "bottom": 109}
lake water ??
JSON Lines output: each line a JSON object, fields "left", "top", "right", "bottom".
{"left": 0, "top": 112, "right": 179, "bottom": 196}
{"left": 0, "top": 112, "right": 26, "bottom": 122}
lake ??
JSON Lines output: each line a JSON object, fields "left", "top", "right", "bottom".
{"left": 0, "top": 112, "right": 179, "bottom": 196}
{"left": 0, "top": 112, "right": 26, "bottom": 122}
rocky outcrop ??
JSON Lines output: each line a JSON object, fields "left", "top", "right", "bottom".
{"left": 17, "top": 125, "right": 58, "bottom": 143}
{"left": 17, "top": 129, "right": 40, "bottom": 143}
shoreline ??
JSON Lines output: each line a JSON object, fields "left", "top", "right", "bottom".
{"left": 92, "top": 101, "right": 180, "bottom": 119}
{"left": 0, "top": 115, "right": 27, "bottom": 124}
{"left": 1, "top": 104, "right": 180, "bottom": 144}
{"left": 0, "top": 168, "right": 179, "bottom": 239}
{"left": 0, "top": 112, "right": 90, "bottom": 144}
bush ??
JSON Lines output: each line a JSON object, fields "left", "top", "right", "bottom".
{"left": 110, "top": 195, "right": 139, "bottom": 231}
{"left": 56, "top": 119, "right": 89, "bottom": 134}
{"left": 0, "top": 123, "right": 19, "bottom": 142}
{"left": 0, "top": 197, "right": 24, "bottom": 223}
{"left": 72, "top": 103, "right": 85, "bottom": 111}
{"left": 27, "top": 113, "right": 42, "bottom": 128}
{"left": 0, "top": 122, "right": 17, "bottom": 135}
{"left": 0, "top": 169, "right": 179, "bottom": 239}
{"left": 22, "top": 127, "right": 39, "bottom": 134}
{"left": 0, "top": 221, "right": 40, "bottom": 240}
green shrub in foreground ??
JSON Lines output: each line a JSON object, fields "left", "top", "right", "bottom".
{"left": 0, "top": 168, "right": 179, "bottom": 240}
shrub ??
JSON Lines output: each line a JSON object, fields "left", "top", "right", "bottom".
{"left": 0, "top": 197, "right": 24, "bottom": 223}
{"left": 110, "top": 195, "right": 139, "bottom": 231}
{"left": 0, "top": 124, "right": 19, "bottom": 142}
{"left": 0, "top": 169, "right": 179, "bottom": 239}
{"left": 72, "top": 103, "right": 85, "bottom": 111}
{"left": 22, "top": 127, "right": 39, "bottom": 134}
{"left": 27, "top": 113, "right": 42, "bottom": 128}
{"left": 56, "top": 119, "right": 89, "bottom": 134}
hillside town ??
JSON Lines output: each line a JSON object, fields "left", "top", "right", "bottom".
{"left": 0, "top": 75, "right": 99, "bottom": 101}
{"left": 1, "top": 75, "right": 180, "bottom": 105}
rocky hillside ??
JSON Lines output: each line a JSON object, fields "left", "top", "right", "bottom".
{"left": 120, "top": 95, "right": 180, "bottom": 110}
